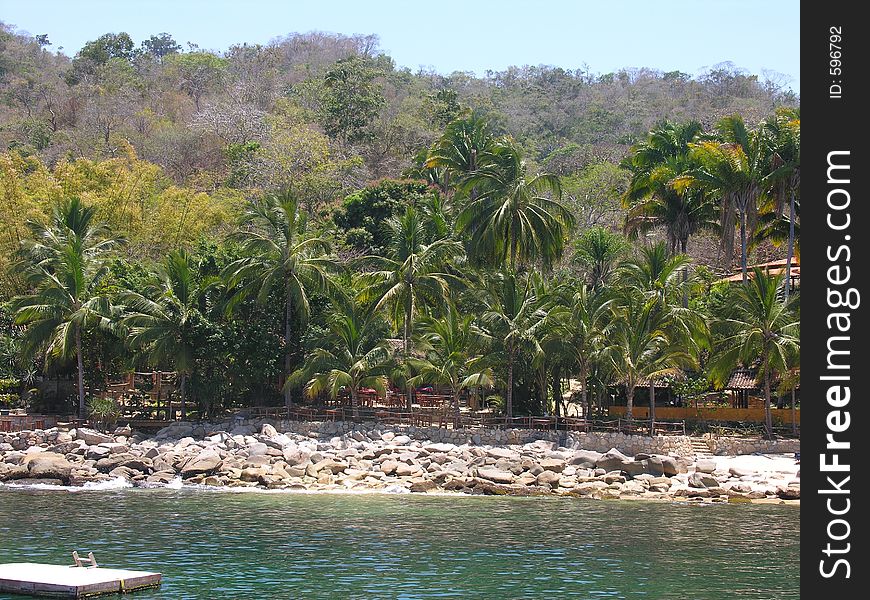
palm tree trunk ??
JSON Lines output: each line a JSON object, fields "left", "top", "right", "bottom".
{"left": 649, "top": 381, "right": 656, "bottom": 437}
{"left": 506, "top": 348, "right": 515, "bottom": 419}
{"left": 763, "top": 364, "right": 773, "bottom": 440}
{"left": 625, "top": 385, "right": 634, "bottom": 420}
{"left": 681, "top": 239, "right": 689, "bottom": 308}
{"left": 791, "top": 388, "right": 797, "bottom": 436}
{"left": 452, "top": 388, "right": 461, "bottom": 425}
{"left": 179, "top": 373, "right": 187, "bottom": 420}
{"left": 739, "top": 202, "right": 748, "bottom": 284}
{"left": 75, "top": 325, "right": 85, "bottom": 419}
{"left": 784, "top": 189, "right": 796, "bottom": 300}
{"left": 284, "top": 287, "right": 294, "bottom": 410}
{"left": 404, "top": 299, "right": 412, "bottom": 409}
{"left": 552, "top": 368, "right": 561, "bottom": 419}
{"left": 351, "top": 388, "right": 359, "bottom": 420}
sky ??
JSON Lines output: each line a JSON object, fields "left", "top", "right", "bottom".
{"left": 1, "top": 0, "right": 800, "bottom": 93}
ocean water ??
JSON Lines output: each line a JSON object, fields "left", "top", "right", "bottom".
{"left": 0, "top": 486, "right": 799, "bottom": 599}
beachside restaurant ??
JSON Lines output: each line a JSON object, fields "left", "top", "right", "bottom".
{"left": 607, "top": 368, "right": 799, "bottom": 433}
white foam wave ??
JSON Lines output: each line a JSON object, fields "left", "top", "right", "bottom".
{"left": 81, "top": 477, "right": 133, "bottom": 491}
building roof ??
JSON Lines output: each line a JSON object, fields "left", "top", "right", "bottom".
{"left": 725, "top": 369, "right": 760, "bottom": 390}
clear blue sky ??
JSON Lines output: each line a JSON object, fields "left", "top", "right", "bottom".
{"left": 1, "top": 0, "right": 800, "bottom": 92}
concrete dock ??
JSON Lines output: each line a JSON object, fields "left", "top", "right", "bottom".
{"left": 0, "top": 563, "right": 161, "bottom": 597}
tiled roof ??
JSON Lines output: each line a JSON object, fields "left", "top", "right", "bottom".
{"left": 726, "top": 370, "right": 760, "bottom": 390}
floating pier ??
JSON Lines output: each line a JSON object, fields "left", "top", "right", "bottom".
{"left": 0, "top": 562, "right": 161, "bottom": 597}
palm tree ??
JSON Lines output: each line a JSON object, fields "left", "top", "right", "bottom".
{"left": 710, "top": 268, "right": 799, "bottom": 439}
{"left": 11, "top": 197, "right": 122, "bottom": 418}
{"left": 290, "top": 298, "right": 394, "bottom": 419}
{"left": 480, "top": 271, "right": 547, "bottom": 418}
{"left": 409, "top": 305, "right": 494, "bottom": 419}
{"left": 622, "top": 121, "right": 717, "bottom": 254}
{"left": 545, "top": 281, "right": 611, "bottom": 418}
{"left": 424, "top": 113, "right": 499, "bottom": 194}
{"left": 573, "top": 226, "right": 628, "bottom": 290}
{"left": 676, "top": 115, "right": 770, "bottom": 283}
{"left": 761, "top": 108, "right": 800, "bottom": 300}
{"left": 617, "top": 242, "right": 691, "bottom": 308}
{"left": 615, "top": 243, "right": 706, "bottom": 429}
{"left": 457, "top": 140, "right": 574, "bottom": 270}
{"left": 224, "top": 190, "right": 340, "bottom": 408}
{"left": 120, "top": 250, "right": 206, "bottom": 419}
{"left": 602, "top": 288, "right": 695, "bottom": 425}
{"left": 358, "top": 205, "right": 463, "bottom": 406}
{"left": 621, "top": 122, "right": 717, "bottom": 305}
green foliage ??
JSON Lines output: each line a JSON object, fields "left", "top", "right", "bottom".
{"left": 141, "top": 33, "right": 181, "bottom": 59}
{"left": 332, "top": 179, "right": 436, "bottom": 255}
{"left": 319, "top": 56, "right": 386, "bottom": 145}
{"left": 77, "top": 32, "right": 136, "bottom": 65}
{"left": 87, "top": 395, "right": 121, "bottom": 431}
{"left": 573, "top": 226, "right": 628, "bottom": 289}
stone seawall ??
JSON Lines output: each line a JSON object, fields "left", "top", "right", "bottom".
{"left": 271, "top": 419, "right": 796, "bottom": 457}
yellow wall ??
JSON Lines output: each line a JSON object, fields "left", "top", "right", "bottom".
{"left": 608, "top": 406, "right": 800, "bottom": 425}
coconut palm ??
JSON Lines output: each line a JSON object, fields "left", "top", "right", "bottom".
{"left": 544, "top": 281, "right": 611, "bottom": 418}
{"left": 408, "top": 305, "right": 494, "bottom": 419}
{"left": 617, "top": 242, "right": 691, "bottom": 308}
{"left": 573, "top": 226, "right": 628, "bottom": 290}
{"left": 480, "top": 271, "right": 547, "bottom": 418}
{"left": 622, "top": 121, "right": 717, "bottom": 255}
{"left": 616, "top": 242, "right": 707, "bottom": 428}
{"left": 602, "top": 287, "right": 696, "bottom": 425}
{"left": 119, "top": 250, "right": 206, "bottom": 419}
{"left": 10, "top": 197, "right": 122, "bottom": 418}
{"left": 760, "top": 108, "right": 800, "bottom": 300}
{"left": 622, "top": 122, "right": 717, "bottom": 306}
{"left": 676, "top": 115, "right": 770, "bottom": 283}
{"left": 710, "top": 268, "right": 799, "bottom": 439}
{"left": 290, "top": 299, "right": 395, "bottom": 419}
{"left": 358, "top": 205, "right": 463, "bottom": 406}
{"left": 458, "top": 140, "right": 574, "bottom": 270}
{"left": 223, "top": 190, "right": 340, "bottom": 408}
{"left": 424, "top": 113, "right": 499, "bottom": 193}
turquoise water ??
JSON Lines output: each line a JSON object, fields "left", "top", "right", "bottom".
{"left": 0, "top": 487, "right": 799, "bottom": 599}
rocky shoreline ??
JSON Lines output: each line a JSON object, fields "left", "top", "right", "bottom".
{"left": 0, "top": 421, "right": 800, "bottom": 503}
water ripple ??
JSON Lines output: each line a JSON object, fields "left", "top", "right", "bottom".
{"left": 0, "top": 487, "right": 798, "bottom": 599}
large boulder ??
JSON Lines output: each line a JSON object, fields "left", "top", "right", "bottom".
{"left": 595, "top": 449, "right": 631, "bottom": 472}
{"left": 695, "top": 459, "right": 717, "bottom": 474}
{"left": 569, "top": 450, "right": 603, "bottom": 468}
{"left": 395, "top": 462, "right": 421, "bottom": 477}
{"left": 535, "top": 470, "right": 561, "bottom": 488}
{"left": 180, "top": 450, "right": 223, "bottom": 477}
{"left": 95, "top": 453, "right": 140, "bottom": 473}
{"left": 260, "top": 423, "right": 279, "bottom": 438}
{"left": 477, "top": 468, "right": 515, "bottom": 484}
{"left": 409, "top": 479, "right": 437, "bottom": 493}
{"left": 25, "top": 453, "right": 73, "bottom": 483}
{"left": 0, "top": 463, "right": 28, "bottom": 481}
{"left": 621, "top": 461, "right": 646, "bottom": 477}
{"left": 486, "top": 447, "right": 520, "bottom": 461}
{"left": 539, "top": 458, "right": 566, "bottom": 473}
{"left": 75, "top": 428, "right": 114, "bottom": 445}
{"left": 643, "top": 457, "right": 665, "bottom": 477}
{"left": 423, "top": 443, "right": 456, "bottom": 454}
{"left": 86, "top": 446, "right": 112, "bottom": 460}
{"left": 689, "top": 472, "right": 719, "bottom": 488}
{"left": 660, "top": 456, "right": 684, "bottom": 476}
{"left": 380, "top": 460, "right": 399, "bottom": 475}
